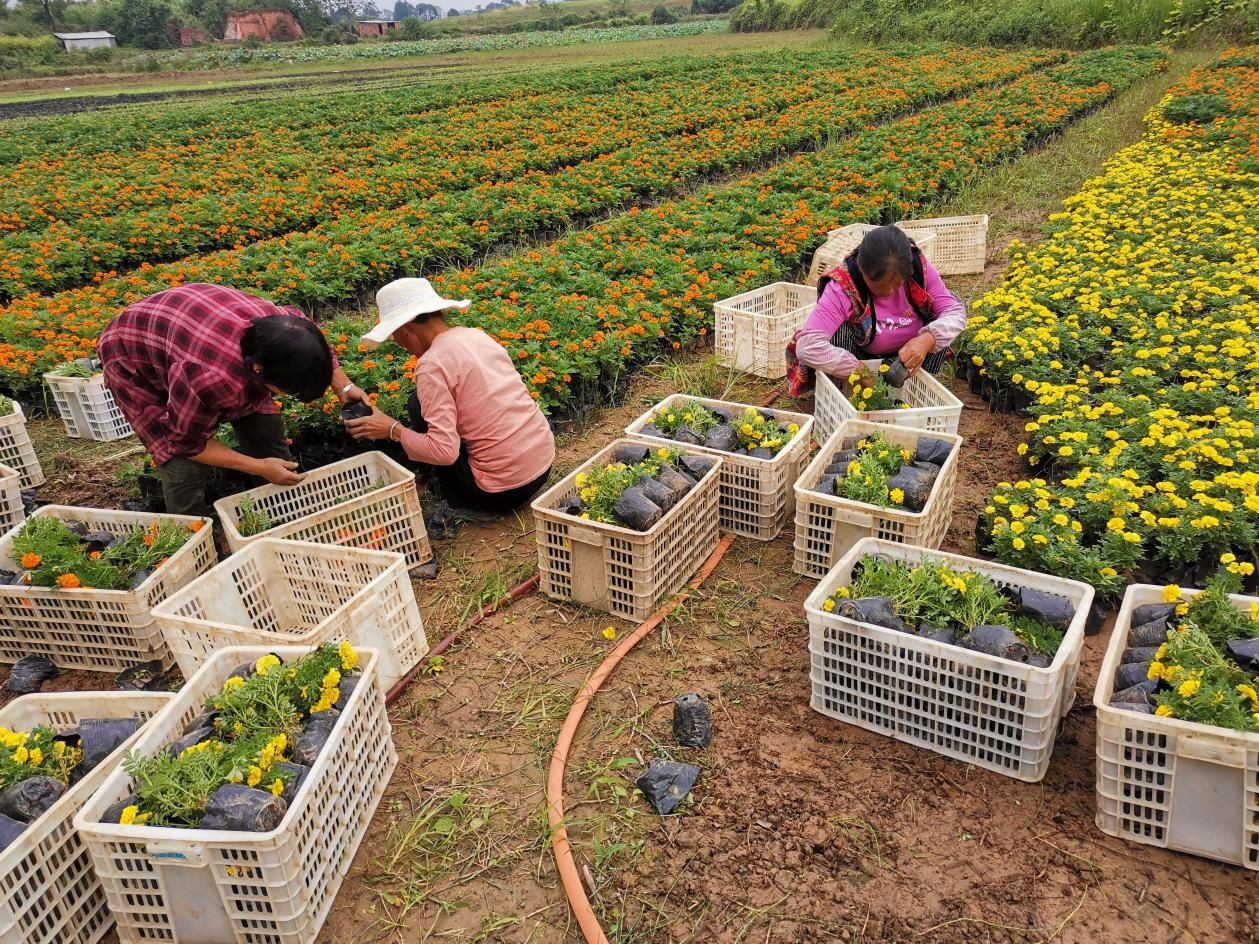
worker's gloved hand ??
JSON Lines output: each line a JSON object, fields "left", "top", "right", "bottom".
{"left": 256, "top": 457, "right": 305, "bottom": 486}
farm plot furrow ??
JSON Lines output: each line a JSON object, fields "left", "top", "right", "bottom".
{"left": 0, "top": 48, "right": 1050, "bottom": 299}
{"left": 962, "top": 48, "right": 1259, "bottom": 591}
{"left": 282, "top": 47, "right": 1165, "bottom": 439}
{"left": 0, "top": 50, "right": 1055, "bottom": 388}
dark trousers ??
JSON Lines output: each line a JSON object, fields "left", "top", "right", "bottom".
{"left": 157, "top": 413, "right": 291, "bottom": 517}
{"left": 406, "top": 391, "right": 550, "bottom": 513}
{"left": 831, "top": 322, "right": 950, "bottom": 375}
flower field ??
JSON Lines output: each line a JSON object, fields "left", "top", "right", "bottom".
{"left": 0, "top": 46, "right": 1165, "bottom": 442}
{"left": 965, "top": 48, "right": 1259, "bottom": 593}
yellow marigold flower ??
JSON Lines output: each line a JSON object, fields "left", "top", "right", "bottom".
{"left": 255, "top": 654, "right": 281, "bottom": 676}
{"left": 889, "top": 488, "right": 904, "bottom": 505}
{"left": 1099, "top": 567, "right": 1117, "bottom": 578}
{"left": 1154, "top": 705, "right": 1174, "bottom": 718}
{"left": 823, "top": 598, "right": 835, "bottom": 612}
{"left": 1147, "top": 661, "right": 1164, "bottom": 681}
{"left": 247, "top": 766, "right": 263, "bottom": 788}
{"left": 271, "top": 779, "right": 285, "bottom": 797}
{"left": 1177, "top": 679, "right": 1200, "bottom": 699}
{"left": 339, "top": 640, "right": 358, "bottom": 671}
{"left": 1162, "top": 585, "right": 1181, "bottom": 604}
{"left": 602, "top": 626, "right": 617, "bottom": 640}
{"left": 1012, "top": 537, "right": 1026, "bottom": 551}
{"left": 120, "top": 805, "right": 151, "bottom": 826}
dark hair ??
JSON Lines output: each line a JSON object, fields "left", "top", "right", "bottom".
{"left": 855, "top": 225, "right": 915, "bottom": 282}
{"left": 241, "top": 316, "right": 334, "bottom": 403}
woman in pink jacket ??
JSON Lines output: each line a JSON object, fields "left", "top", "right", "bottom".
{"left": 789, "top": 225, "right": 967, "bottom": 391}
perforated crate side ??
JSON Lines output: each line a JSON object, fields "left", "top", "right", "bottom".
{"left": 0, "top": 691, "right": 172, "bottom": 944}
{"left": 1093, "top": 584, "right": 1259, "bottom": 869}
{"left": 214, "top": 451, "right": 433, "bottom": 570}
{"left": 624, "top": 395, "right": 814, "bottom": 541}
{"left": 897, "top": 214, "right": 989, "bottom": 276}
{"left": 154, "top": 538, "right": 428, "bottom": 690}
{"left": 805, "top": 538, "right": 1091, "bottom": 782}
{"left": 0, "top": 404, "right": 45, "bottom": 489}
{"left": 74, "top": 646, "right": 398, "bottom": 944}
{"left": 713, "top": 283, "right": 815, "bottom": 380}
{"left": 532, "top": 439, "right": 722, "bottom": 621}
{"left": 0, "top": 506, "right": 216, "bottom": 671}
{"left": 42, "top": 372, "right": 133, "bottom": 442}
{"left": 0, "top": 463, "right": 23, "bottom": 533}
{"left": 808, "top": 226, "right": 937, "bottom": 286}
{"left": 813, "top": 369, "right": 963, "bottom": 446}
{"left": 792, "top": 420, "right": 961, "bottom": 578}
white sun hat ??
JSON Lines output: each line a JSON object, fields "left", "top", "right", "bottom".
{"left": 360, "top": 278, "right": 471, "bottom": 349}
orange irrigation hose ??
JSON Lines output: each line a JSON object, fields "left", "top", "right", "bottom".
{"left": 546, "top": 533, "right": 736, "bottom": 944}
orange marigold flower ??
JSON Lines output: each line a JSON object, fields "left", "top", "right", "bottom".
{"left": 20, "top": 553, "right": 40, "bottom": 569}
{"left": 189, "top": 520, "right": 205, "bottom": 533}
{"left": 58, "top": 574, "right": 81, "bottom": 589}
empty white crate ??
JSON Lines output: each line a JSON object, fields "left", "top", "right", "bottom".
{"left": 813, "top": 362, "right": 963, "bottom": 446}
{"left": 806, "top": 538, "right": 1092, "bottom": 782}
{"left": 0, "top": 691, "right": 172, "bottom": 944}
{"left": 807, "top": 224, "right": 938, "bottom": 286}
{"left": 713, "top": 282, "right": 815, "bottom": 380}
{"left": 0, "top": 402, "right": 44, "bottom": 489}
{"left": 75, "top": 645, "right": 397, "bottom": 944}
{"left": 0, "top": 462, "right": 22, "bottom": 532}
{"left": 215, "top": 450, "right": 433, "bottom": 571}
{"left": 793, "top": 419, "right": 961, "bottom": 579}
{"left": 897, "top": 214, "right": 989, "bottom": 276}
{"left": 625, "top": 395, "right": 813, "bottom": 541}
{"left": 43, "top": 370, "right": 133, "bottom": 442}
{"left": 1094, "top": 584, "right": 1259, "bottom": 870}
{"left": 0, "top": 506, "right": 216, "bottom": 671}
{"left": 153, "top": 538, "right": 428, "bottom": 691}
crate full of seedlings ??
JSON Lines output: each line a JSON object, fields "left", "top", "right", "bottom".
{"left": 625, "top": 395, "right": 813, "bottom": 541}
{"left": 0, "top": 507, "right": 216, "bottom": 672}
{"left": 532, "top": 439, "right": 722, "bottom": 621}
{"left": 895, "top": 214, "right": 989, "bottom": 276}
{"left": 0, "top": 397, "right": 44, "bottom": 489}
{"left": 0, "top": 463, "right": 22, "bottom": 533}
{"left": 712, "top": 282, "right": 815, "bottom": 380}
{"left": 807, "top": 538, "right": 1093, "bottom": 781}
{"left": 1094, "top": 574, "right": 1259, "bottom": 869}
{"left": 214, "top": 450, "right": 433, "bottom": 572}
{"left": 74, "top": 643, "right": 397, "bottom": 944}
{"left": 154, "top": 538, "right": 428, "bottom": 692}
{"left": 43, "top": 360, "right": 133, "bottom": 442}
{"left": 808, "top": 224, "right": 938, "bottom": 286}
{"left": 813, "top": 363, "right": 962, "bottom": 445}
{"left": 793, "top": 420, "right": 960, "bottom": 579}
{"left": 0, "top": 690, "right": 172, "bottom": 944}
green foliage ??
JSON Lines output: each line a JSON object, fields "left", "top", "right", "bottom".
{"left": 832, "top": 431, "right": 911, "bottom": 509}
{"left": 650, "top": 399, "right": 720, "bottom": 438}
{"left": 11, "top": 516, "right": 200, "bottom": 590}
{"left": 1162, "top": 91, "right": 1230, "bottom": 122}
{"left": 0, "top": 725, "right": 83, "bottom": 790}
{"left": 574, "top": 447, "right": 681, "bottom": 524}
{"left": 235, "top": 496, "right": 273, "bottom": 538}
{"left": 0, "top": 394, "right": 13, "bottom": 417}
{"left": 651, "top": 3, "right": 680, "bottom": 24}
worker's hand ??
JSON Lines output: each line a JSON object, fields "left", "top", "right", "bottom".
{"left": 256, "top": 458, "right": 305, "bottom": 486}
{"left": 346, "top": 407, "right": 397, "bottom": 442}
{"left": 340, "top": 383, "right": 371, "bottom": 406}
{"left": 898, "top": 333, "right": 936, "bottom": 375}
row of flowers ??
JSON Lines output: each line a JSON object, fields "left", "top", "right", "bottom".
{"left": 965, "top": 48, "right": 1259, "bottom": 594}
{"left": 0, "top": 47, "right": 1055, "bottom": 389}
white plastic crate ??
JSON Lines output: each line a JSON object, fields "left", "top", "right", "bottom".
{"left": 42, "top": 370, "right": 133, "bottom": 442}
{"left": 712, "top": 282, "right": 815, "bottom": 380}
{"left": 1094, "top": 584, "right": 1259, "bottom": 870}
{"left": 625, "top": 395, "right": 813, "bottom": 541}
{"left": 896, "top": 214, "right": 989, "bottom": 276}
{"left": 792, "top": 419, "right": 961, "bottom": 579}
{"left": 74, "top": 645, "right": 397, "bottom": 944}
{"left": 0, "top": 402, "right": 45, "bottom": 489}
{"left": 807, "top": 224, "right": 938, "bottom": 286}
{"left": 813, "top": 362, "right": 963, "bottom": 446}
{"left": 532, "top": 438, "right": 722, "bottom": 621}
{"left": 0, "top": 462, "right": 22, "bottom": 533}
{"left": 806, "top": 538, "right": 1093, "bottom": 782}
{"left": 0, "top": 690, "right": 172, "bottom": 944}
{"left": 214, "top": 450, "right": 433, "bottom": 571}
{"left": 0, "top": 506, "right": 216, "bottom": 671}
{"left": 153, "top": 538, "right": 428, "bottom": 691}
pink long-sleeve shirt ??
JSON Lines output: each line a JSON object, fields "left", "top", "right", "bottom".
{"left": 795, "top": 257, "right": 967, "bottom": 379}
{"left": 397, "top": 326, "right": 555, "bottom": 493}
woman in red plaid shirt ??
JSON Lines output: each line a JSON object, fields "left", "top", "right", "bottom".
{"left": 98, "top": 283, "right": 368, "bottom": 516}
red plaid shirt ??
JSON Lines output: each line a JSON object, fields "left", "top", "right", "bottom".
{"left": 98, "top": 284, "right": 335, "bottom": 465}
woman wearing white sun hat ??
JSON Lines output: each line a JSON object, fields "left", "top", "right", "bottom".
{"left": 346, "top": 277, "right": 555, "bottom": 512}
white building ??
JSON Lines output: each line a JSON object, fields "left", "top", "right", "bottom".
{"left": 53, "top": 31, "right": 118, "bottom": 52}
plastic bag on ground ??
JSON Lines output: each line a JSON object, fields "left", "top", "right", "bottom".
{"left": 1016, "top": 587, "right": 1076, "bottom": 629}
{"left": 958, "top": 625, "right": 1030, "bottom": 663}
{"left": 7, "top": 654, "right": 59, "bottom": 694}
{"left": 838, "top": 597, "right": 911, "bottom": 634}
{"left": 0, "top": 813, "right": 26, "bottom": 851}
{"left": 199, "top": 784, "right": 287, "bottom": 832}
{"left": 0, "top": 776, "right": 67, "bottom": 822}
{"left": 81, "top": 716, "right": 143, "bottom": 770}
{"left": 703, "top": 425, "right": 738, "bottom": 452}
{"left": 636, "top": 759, "right": 701, "bottom": 815}
{"left": 116, "top": 659, "right": 164, "bottom": 691}
{"left": 913, "top": 437, "right": 953, "bottom": 466}
{"left": 672, "top": 693, "right": 713, "bottom": 748}
{"left": 613, "top": 487, "right": 662, "bottom": 532}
